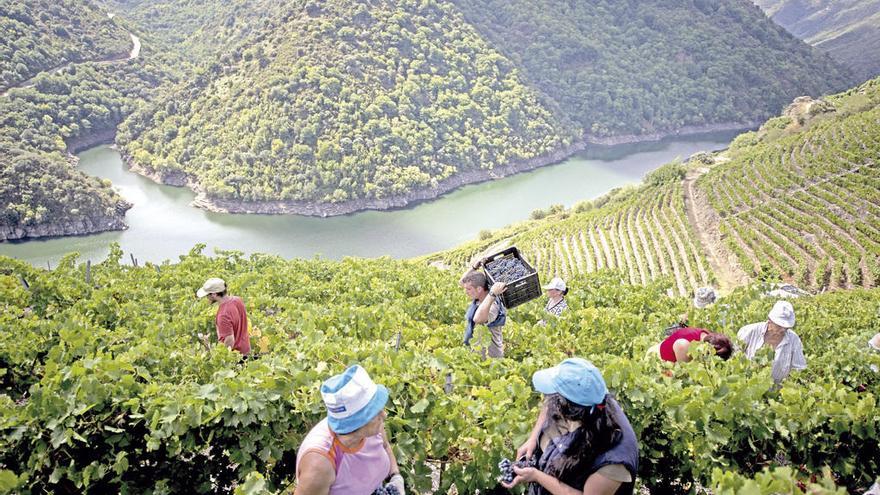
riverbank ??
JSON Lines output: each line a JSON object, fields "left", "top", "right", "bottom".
{"left": 0, "top": 129, "right": 132, "bottom": 242}
{"left": 123, "top": 121, "right": 755, "bottom": 217}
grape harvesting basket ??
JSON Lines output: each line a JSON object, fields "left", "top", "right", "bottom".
{"left": 483, "top": 246, "right": 541, "bottom": 309}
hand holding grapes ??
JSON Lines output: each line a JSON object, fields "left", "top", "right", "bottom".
{"left": 501, "top": 465, "right": 541, "bottom": 488}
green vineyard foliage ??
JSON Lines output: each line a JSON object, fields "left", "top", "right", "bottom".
{"left": 1, "top": 247, "right": 877, "bottom": 493}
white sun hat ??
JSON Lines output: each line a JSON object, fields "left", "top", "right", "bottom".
{"left": 196, "top": 278, "right": 226, "bottom": 298}
{"left": 768, "top": 300, "right": 796, "bottom": 328}
{"left": 543, "top": 277, "right": 566, "bottom": 291}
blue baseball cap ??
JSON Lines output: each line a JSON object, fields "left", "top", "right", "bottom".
{"left": 320, "top": 365, "right": 389, "bottom": 434}
{"left": 532, "top": 358, "right": 608, "bottom": 407}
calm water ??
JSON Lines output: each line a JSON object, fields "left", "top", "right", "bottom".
{"left": 0, "top": 131, "right": 739, "bottom": 265}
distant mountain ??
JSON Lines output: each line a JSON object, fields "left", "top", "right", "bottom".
{"left": 453, "top": 0, "right": 854, "bottom": 137}
{"left": 117, "top": 0, "right": 855, "bottom": 213}
{"left": 0, "top": 0, "right": 132, "bottom": 91}
{"left": 754, "top": 0, "right": 880, "bottom": 82}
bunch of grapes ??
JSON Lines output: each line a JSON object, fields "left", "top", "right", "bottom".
{"left": 497, "top": 458, "right": 515, "bottom": 484}
{"left": 372, "top": 484, "right": 400, "bottom": 495}
{"left": 497, "top": 456, "right": 537, "bottom": 484}
{"left": 485, "top": 257, "right": 532, "bottom": 283}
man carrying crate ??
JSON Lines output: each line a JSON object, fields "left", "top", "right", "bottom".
{"left": 460, "top": 259, "right": 507, "bottom": 358}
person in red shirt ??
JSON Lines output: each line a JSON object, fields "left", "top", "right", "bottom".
{"left": 197, "top": 278, "right": 251, "bottom": 355}
{"left": 647, "top": 327, "right": 732, "bottom": 363}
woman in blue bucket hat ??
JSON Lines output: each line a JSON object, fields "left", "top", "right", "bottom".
{"left": 503, "top": 358, "right": 639, "bottom": 495}
{"left": 295, "top": 365, "right": 405, "bottom": 495}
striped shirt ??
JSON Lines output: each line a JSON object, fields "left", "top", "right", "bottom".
{"left": 737, "top": 322, "right": 807, "bottom": 382}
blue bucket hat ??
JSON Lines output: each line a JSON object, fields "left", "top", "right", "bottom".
{"left": 320, "top": 365, "right": 389, "bottom": 434}
{"left": 532, "top": 358, "right": 608, "bottom": 407}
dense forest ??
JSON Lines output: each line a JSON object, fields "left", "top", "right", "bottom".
{"left": 0, "top": 0, "right": 174, "bottom": 240}
{"left": 115, "top": 0, "right": 855, "bottom": 210}
{"left": 0, "top": 0, "right": 131, "bottom": 91}
{"left": 117, "top": 0, "right": 571, "bottom": 205}
{"left": 754, "top": 0, "right": 880, "bottom": 82}
{"left": 454, "top": 0, "right": 853, "bottom": 136}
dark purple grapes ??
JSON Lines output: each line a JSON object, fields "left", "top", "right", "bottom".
{"left": 497, "top": 456, "right": 536, "bottom": 484}
{"left": 498, "top": 458, "right": 515, "bottom": 484}
{"left": 485, "top": 257, "right": 533, "bottom": 283}
{"left": 373, "top": 484, "right": 400, "bottom": 495}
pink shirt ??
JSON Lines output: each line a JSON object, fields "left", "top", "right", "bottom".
{"left": 296, "top": 418, "right": 390, "bottom": 495}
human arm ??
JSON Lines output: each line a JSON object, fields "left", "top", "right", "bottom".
{"left": 672, "top": 338, "right": 693, "bottom": 363}
{"left": 383, "top": 429, "right": 405, "bottom": 494}
{"left": 293, "top": 452, "right": 335, "bottom": 495}
{"left": 460, "top": 258, "right": 485, "bottom": 285}
{"left": 473, "top": 282, "right": 506, "bottom": 324}
{"left": 516, "top": 402, "right": 547, "bottom": 460}
{"left": 790, "top": 334, "right": 807, "bottom": 371}
{"left": 502, "top": 468, "right": 621, "bottom": 495}
{"left": 216, "top": 306, "right": 237, "bottom": 349}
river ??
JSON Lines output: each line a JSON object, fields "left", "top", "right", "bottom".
{"left": 0, "top": 131, "right": 740, "bottom": 265}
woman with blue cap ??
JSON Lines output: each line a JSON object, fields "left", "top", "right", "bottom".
{"left": 295, "top": 365, "right": 405, "bottom": 495}
{"left": 503, "top": 358, "right": 639, "bottom": 495}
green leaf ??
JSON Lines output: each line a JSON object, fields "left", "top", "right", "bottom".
{"left": 410, "top": 398, "right": 430, "bottom": 414}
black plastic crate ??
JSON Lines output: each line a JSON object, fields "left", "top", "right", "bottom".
{"left": 483, "top": 246, "right": 541, "bottom": 309}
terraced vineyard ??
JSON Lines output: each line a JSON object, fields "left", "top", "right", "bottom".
{"left": 434, "top": 170, "right": 715, "bottom": 297}
{"left": 431, "top": 77, "right": 880, "bottom": 295}
{"left": 698, "top": 83, "right": 880, "bottom": 291}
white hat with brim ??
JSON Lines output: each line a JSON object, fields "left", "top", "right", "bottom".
{"left": 768, "top": 300, "right": 795, "bottom": 328}
{"left": 543, "top": 277, "right": 566, "bottom": 292}
{"left": 197, "top": 278, "right": 226, "bottom": 298}
{"left": 321, "top": 365, "right": 389, "bottom": 434}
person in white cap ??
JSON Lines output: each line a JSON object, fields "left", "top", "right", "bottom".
{"left": 737, "top": 300, "right": 807, "bottom": 383}
{"left": 295, "top": 365, "right": 405, "bottom": 495}
{"left": 543, "top": 277, "right": 569, "bottom": 317}
{"left": 196, "top": 277, "right": 250, "bottom": 355}
{"left": 504, "top": 358, "right": 639, "bottom": 494}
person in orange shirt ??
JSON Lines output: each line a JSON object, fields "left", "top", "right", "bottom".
{"left": 197, "top": 278, "right": 251, "bottom": 355}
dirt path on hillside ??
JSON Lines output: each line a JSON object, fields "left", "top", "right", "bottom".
{"left": 1, "top": 27, "right": 140, "bottom": 98}
{"left": 682, "top": 166, "right": 750, "bottom": 292}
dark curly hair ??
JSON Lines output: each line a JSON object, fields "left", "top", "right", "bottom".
{"left": 541, "top": 393, "right": 623, "bottom": 478}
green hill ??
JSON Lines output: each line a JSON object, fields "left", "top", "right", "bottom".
{"left": 115, "top": 0, "right": 854, "bottom": 213}
{"left": 0, "top": 250, "right": 877, "bottom": 493}
{"left": 0, "top": 5, "right": 172, "bottom": 240}
{"left": 0, "top": 0, "right": 132, "bottom": 91}
{"left": 116, "top": 0, "right": 571, "bottom": 209}
{"left": 430, "top": 76, "right": 880, "bottom": 295}
{"left": 754, "top": 0, "right": 880, "bottom": 82}
{"left": 453, "top": 0, "right": 853, "bottom": 137}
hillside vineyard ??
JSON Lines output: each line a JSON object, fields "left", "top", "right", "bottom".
{"left": 0, "top": 250, "right": 878, "bottom": 493}
{"left": 432, "top": 78, "right": 880, "bottom": 295}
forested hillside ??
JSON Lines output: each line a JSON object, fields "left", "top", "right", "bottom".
{"left": 0, "top": 1, "right": 174, "bottom": 240}
{"left": 0, "top": 249, "right": 877, "bottom": 493}
{"left": 430, "top": 76, "right": 880, "bottom": 295}
{"left": 114, "top": 0, "right": 854, "bottom": 213}
{"left": 754, "top": 0, "right": 880, "bottom": 82}
{"left": 0, "top": 0, "right": 132, "bottom": 91}
{"left": 453, "top": 0, "right": 852, "bottom": 137}
{"left": 117, "top": 0, "right": 572, "bottom": 208}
